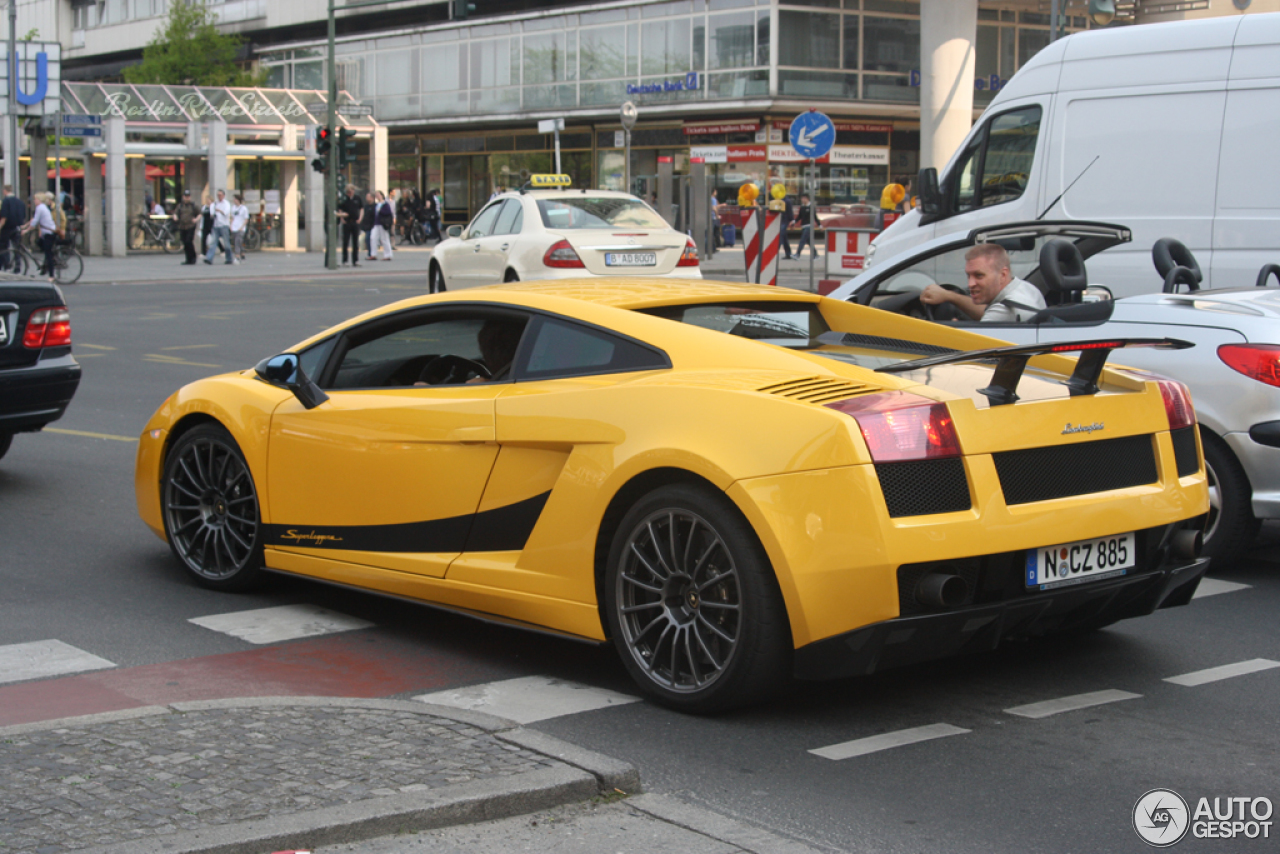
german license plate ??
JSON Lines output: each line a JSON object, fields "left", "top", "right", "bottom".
{"left": 1025, "top": 532, "right": 1136, "bottom": 590}
{"left": 0, "top": 315, "right": 6, "bottom": 345}
{"left": 605, "top": 252, "right": 657, "bottom": 267}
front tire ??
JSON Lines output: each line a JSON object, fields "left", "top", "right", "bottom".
{"left": 162, "top": 424, "right": 265, "bottom": 591}
{"left": 1199, "top": 430, "right": 1259, "bottom": 567}
{"left": 429, "top": 264, "right": 448, "bottom": 294}
{"left": 54, "top": 249, "right": 83, "bottom": 285}
{"left": 604, "top": 484, "right": 791, "bottom": 713}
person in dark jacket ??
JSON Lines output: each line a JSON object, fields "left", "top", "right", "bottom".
{"left": 336, "top": 184, "right": 364, "bottom": 266}
{"left": 361, "top": 191, "right": 377, "bottom": 260}
{"left": 0, "top": 184, "right": 26, "bottom": 272}
{"left": 171, "top": 189, "right": 201, "bottom": 265}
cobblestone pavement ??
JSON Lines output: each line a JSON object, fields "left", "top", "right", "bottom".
{"left": 0, "top": 699, "right": 587, "bottom": 854}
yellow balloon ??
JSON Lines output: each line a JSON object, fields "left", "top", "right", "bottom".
{"left": 771, "top": 183, "right": 787, "bottom": 200}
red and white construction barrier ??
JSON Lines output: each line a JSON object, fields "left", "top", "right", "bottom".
{"left": 758, "top": 212, "right": 782, "bottom": 287}
{"left": 742, "top": 211, "right": 760, "bottom": 283}
{"left": 826, "top": 228, "right": 876, "bottom": 278}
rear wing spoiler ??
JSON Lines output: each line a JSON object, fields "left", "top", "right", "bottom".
{"left": 876, "top": 338, "right": 1193, "bottom": 406}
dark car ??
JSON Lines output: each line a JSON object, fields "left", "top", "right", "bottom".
{"left": 0, "top": 282, "right": 81, "bottom": 461}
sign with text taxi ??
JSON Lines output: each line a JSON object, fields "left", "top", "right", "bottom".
{"left": 789, "top": 109, "right": 835, "bottom": 161}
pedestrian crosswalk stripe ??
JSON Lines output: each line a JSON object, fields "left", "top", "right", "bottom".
{"left": 188, "top": 604, "right": 374, "bottom": 645}
{"left": 1164, "top": 658, "right": 1280, "bottom": 687}
{"left": 0, "top": 639, "right": 116, "bottom": 685}
{"left": 809, "top": 723, "right": 970, "bottom": 760}
{"left": 1004, "top": 689, "right": 1142, "bottom": 719}
{"left": 1191, "top": 578, "right": 1252, "bottom": 599}
{"left": 414, "top": 675, "right": 640, "bottom": 724}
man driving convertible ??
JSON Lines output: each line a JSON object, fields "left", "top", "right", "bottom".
{"left": 918, "top": 243, "right": 1045, "bottom": 322}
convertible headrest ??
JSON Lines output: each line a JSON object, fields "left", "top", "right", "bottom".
{"left": 1039, "top": 239, "right": 1088, "bottom": 295}
{"left": 1153, "top": 238, "right": 1202, "bottom": 284}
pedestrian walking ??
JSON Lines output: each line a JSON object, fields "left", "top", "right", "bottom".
{"left": 361, "top": 191, "right": 377, "bottom": 260}
{"left": 0, "top": 184, "right": 27, "bottom": 272}
{"left": 203, "top": 190, "right": 234, "bottom": 265}
{"left": 371, "top": 191, "right": 394, "bottom": 261}
{"left": 792, "top": 193, "right": 821, "bottom": 258}
{"left": 172, "top": 189, "right": 200, "bottom": 264}
{"left": 779, "top": 193, "right": 795, "bottom": 260}
{"left": 424, "top": 188, "right": 442, "bottom": 243}
{"left": 21, "top": 192, "right": 60, "bottom": 282}
{"left": 229, "top": 193, "right": 249, "bottom": 263}
{"left": 336, "top": 184, "right": 363, "bottom": 266}
{"left": 200, "top": 195, "right": 214, "bottom": 255}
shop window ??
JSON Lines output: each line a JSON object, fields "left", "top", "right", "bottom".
{"left": 487, "top": 136, "right": 515, "bottom": 152}
{"left": 1018, "top": 28, "right": 1051, "bottom": 69}
{"left": 523, "top": 84, "right": 576, "bottom": 110}
{"left": 294, "top": 61, "right": 325, "bottom": 90}
{"left": 515, "top": 135, "right": 546, "bottom": 151}
{"left": 582, "top": 80, "right": 628, "bottom": 107}
{"left": 707, "top": 12, "right": 756, "bottom": 70}
{"left": 641, "top": 18, "right": 691, "bottom": 76}
{"left": 863, "top": 0, "right": 919, "bottom": 13}
{"left": 779, "top": 11, "right": 838, "bottom": 68}
{"left": 581, "top": 26, "right": 628, "bottom": 79}
{"left": 559, "top": 133, "right": 592, "bottom": 149}
{"left": 842, "top": 14, "right": 859, "bottom": 71}
{"left": 388, "top": 137, "right": 418, "bottom": 155}
{"left": 779, "top": 71, "right": 855, "bottom": 100}
{"left": 523, "top": 30, "right": 577, "bottom": 84}
{"left": 863, "top": 17, "right": 920, "bottom": 74}
{"left": 265, "top": 65, "right": 288, "bottom": 89}
{"left": 448, "top": 137, "right": 486, "bottom": 153}
{"left": 471, "top": 38, "right": 516, "bottom": 89}
{"left": 707, "top": 70, "right": 767, "bottom": 99}
{"left": 863, "top": 74, "right": 919, "bottom": 104}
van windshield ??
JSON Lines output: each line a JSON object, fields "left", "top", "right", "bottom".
{"left": 952, "top": 105, "right": 1042, "bottom": 213}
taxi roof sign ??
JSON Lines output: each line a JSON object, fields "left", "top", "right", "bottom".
{"left": 526, "top": 174, "right": 572, "bottom": 189}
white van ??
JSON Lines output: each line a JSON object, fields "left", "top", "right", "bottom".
{"left": 868, "top": 13, "right": 1280, "bottom": 297}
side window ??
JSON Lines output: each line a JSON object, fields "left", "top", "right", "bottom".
{"left": 493, "top": 199, "right": 524, "bottom": 236}
{"left": 949, "top": 105, "right": 1041, "bottom": 214}
{"left": 298, "top": 336, "right": 335, "bottom": 381}
{"left": 325, "top": 311, "right": 528, "bottom": 389}
{"left": 520, "top": 316, "right": 669, "bottom": 380}
{"left": 467, "top": 203, "right": 503, "bottom": 239}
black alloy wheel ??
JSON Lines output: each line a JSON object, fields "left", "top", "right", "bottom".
{"left": 162, "top": 424, "right": 265, "bottom": 591}
{"left": 429, "top": 264, "right": 448, "bottom": 294}
{"left": 604, "top": 483, "right": 791, "bottom": 713}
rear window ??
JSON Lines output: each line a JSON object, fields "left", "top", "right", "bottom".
{"left": 537, "top": 197, "right": 668, "bottom": 230}
{"left": 641, "top": 302, "right": 831, "bottom": 347}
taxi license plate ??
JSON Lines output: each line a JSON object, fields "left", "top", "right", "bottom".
{"left": 605, "top": 252, "right": 657, "bottom": 267}
{"left": 1025, "top": 532, "right": 1136, "bottom": 590}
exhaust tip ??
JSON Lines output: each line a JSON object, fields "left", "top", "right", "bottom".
{"left": 916, "top": 573, "right": 969, "bottom": 608}
{"left": 1171, "top": 528, "right": 1203, "bottom": 560}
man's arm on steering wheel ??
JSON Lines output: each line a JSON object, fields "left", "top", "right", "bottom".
{"left": 920, "top": 284, "right": 984, "bottom": 321}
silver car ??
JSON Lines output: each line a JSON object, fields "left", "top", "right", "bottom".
{"left": 830, "top": 221, "right": 1280, "bottom": 566}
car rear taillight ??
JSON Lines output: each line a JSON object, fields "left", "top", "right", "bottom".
{"left": 1157, "top": 379, "right": 1196, "bottom": 430}
{"left": 1218, "top": 343, "right": 1280, "bottom": 388}
{"left": 543, "top": 239, "right": 585, "bottom": 268}
{"left": 827, "top": 391, "right": 962, "bottom": 462}
{"left": 677, "top": 238, "right": 699, "bottom": 267}
{"left": 23, "top": 306, "right": 71, "bottom": 349}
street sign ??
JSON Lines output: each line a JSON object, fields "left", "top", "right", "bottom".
{"left": 306, "top": 102, "right": 329, "bottom": 115}
{"left": 336, "top": 103, "right": 373, "bottom": 117}
{"left": 789, "top": 109, "right": 836, "bottom": 160}
{"left": 537, "top": 118, "right": 564, "bottom": 133}
{"left": 61, "top": 113, "right": 101, "bottom": 126}
{"left": 61, "top": 126, "right": 102, "bottom": 137}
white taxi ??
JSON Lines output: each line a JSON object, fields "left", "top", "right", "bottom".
{"left": 427, "top": 175, "right": 701, "bottom": 292}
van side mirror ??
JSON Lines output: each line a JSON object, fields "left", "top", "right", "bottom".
{"left": 254, "top": 353, "right": 329, "bottom": 410}
{"left": 917, "top": 167, "right": 942, "bottom": 217}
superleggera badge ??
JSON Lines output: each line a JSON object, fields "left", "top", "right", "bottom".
{"left": 280, "top": 530, "right": 344, "bottom": 545}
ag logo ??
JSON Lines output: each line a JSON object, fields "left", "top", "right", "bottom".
{"left": 1134, "top": 789, "right": 1190, "bottom": 847}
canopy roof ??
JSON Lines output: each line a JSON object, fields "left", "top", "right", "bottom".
{"left": 61, "top": 82, "right": 376, "bottom": 129}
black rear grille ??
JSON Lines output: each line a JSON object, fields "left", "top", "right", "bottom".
{"left": 876, "top": 458, "right": 971, "bottom": 518}
{"left": 1171, "top": 426, "right": 1199, "bottom": 478}
{"left": 994, "top": 434, "right": 1157, "bottom": 505}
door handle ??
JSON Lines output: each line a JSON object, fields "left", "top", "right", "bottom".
{"left": 473, "top": 244, "right": 481, "bottom": 252}
{"left": 500, "top": 243, "right": 509, "bottom": 251}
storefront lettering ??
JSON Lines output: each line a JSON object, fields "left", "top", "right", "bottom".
{"left": 685, "top": 121, "right": 760, "bottom": 135}
{"left": 628, "top": 72, "right": 699, "bottom": 95}
{"left": 908, "top": 69, "right": 1007, "bottom": 91}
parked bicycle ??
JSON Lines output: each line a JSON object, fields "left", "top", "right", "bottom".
{"left": 129, "top": 214, "right": 178, "bottom": 253}
{"left": 10, "top": 236, "right": 84, "bottom": 285}
{"left": 240, "top": 213, "right": 280, "bottom": 252}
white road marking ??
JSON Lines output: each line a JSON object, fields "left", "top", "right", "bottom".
{"left": 809, "top": 723, "right": 970, "bottom": 760}
{"left": 0, "top": 640, "right": 116, "bottom": 685}
{"left": 414, "top": 675, "right": 640, "bottom": 724}
{"left": 188, "top": 604, "right": 373, "bottom": 644}
{"left": 1164, "top": 658, "right": 1280, "bottom": 687}
{"left": 1192, "top": 578, "right": 1252, "bottom": 599}
{"left": 1004, "top": 689, "right": 1142, "bottom": 719}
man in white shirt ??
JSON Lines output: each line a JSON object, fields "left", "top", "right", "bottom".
{"left": 919, "top": 243, "right": 1046, "bottom": 322}
{"left": 203, "top": 189, "right": 233, "bottom": 265}
{"left": 229, "top": 193, "right": 250, "bottom": 263}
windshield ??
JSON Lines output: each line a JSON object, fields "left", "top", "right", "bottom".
{"left": 537, "top": 197, "right": 669, "bottom": 230}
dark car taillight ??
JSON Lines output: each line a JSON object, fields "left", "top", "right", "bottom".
{"left": 23, "top": 306, "right": 71, "bottom": 349}
{"left": 826, "top": 391, "right": 962, "bottom": 462}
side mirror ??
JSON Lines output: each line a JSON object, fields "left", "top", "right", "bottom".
{"left": 1082, "top": 285, "right": 1114, "bottom": 303}
{"left": 917, "top": 167, "right": 942, "bottom": 218}
{"left": 447, "top": 224, "right": 463, "bottom": 239}
{"left": 254, "top": 353, "right": 329, "bottom": 410}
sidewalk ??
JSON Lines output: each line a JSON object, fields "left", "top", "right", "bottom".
{"left": 1, "top": 698, "right": 832, "bottom": 854}
{"left": 26, "top": 244, "right": 843, "bottom": 293}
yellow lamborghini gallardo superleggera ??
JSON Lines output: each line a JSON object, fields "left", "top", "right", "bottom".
{"left": 135, "top": 280, "right": 1210, "bottom": 712}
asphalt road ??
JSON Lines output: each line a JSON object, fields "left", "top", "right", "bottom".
{"left": 2, "top": 271, "right": 1277, "bottom": 854}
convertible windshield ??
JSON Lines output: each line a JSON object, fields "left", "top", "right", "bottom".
{"left": 641, "top": 302, "right": 831, "bottom": 346}
{"left": 537, "top": 197, "right": 669, "bottom": 230}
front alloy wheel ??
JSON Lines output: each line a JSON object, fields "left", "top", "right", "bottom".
{"left": 429, "top": 264, "right": 448, "bottom": 294}
{"left": 605, "top": 484, "right": 790, "bottom": 712}
{"left": 162, "top": 424, "right": 264, "bottom": 591}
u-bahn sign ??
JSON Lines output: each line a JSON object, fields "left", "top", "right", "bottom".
{"left": 0, "top": 42, "right": 62, "bottom": 116}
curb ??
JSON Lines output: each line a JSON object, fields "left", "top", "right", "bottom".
{"left": 5, "top": 697, "right": 639, "bottom": 854}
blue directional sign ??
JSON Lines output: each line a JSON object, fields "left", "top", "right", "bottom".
{"left": 61, "top": 113, "right": 101, "bottom": 126}
{"left": 62, "top": 126, "right": 102, "bottom": 137}
{"left": 789, "top": 109, "right": 835, "bottom": 160}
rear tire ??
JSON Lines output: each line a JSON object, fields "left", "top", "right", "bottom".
{"left": 54, "top": 249, "right": 83, "bottom": 285}
{"left": 604, "top": 483, "right": 791, "bottom": 713}
{"left": 1199, "top": 430, "right": 1259, "bottom": 568}
{"left": 244, "top": 228, "right": 262, "bottom": 252}
{"left": 162, "top": 424, "right": 265, "bottom": 592}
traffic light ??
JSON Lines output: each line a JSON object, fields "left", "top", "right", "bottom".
{"left": 311, "top": 158, "right": 326, "bottom": 174}
{"left": 316, "top": 126, "right": 333, "bottom": 157}
{"left": 451, "top": 0, "right": 475, "bottom": 19}
{"left": 338, "top": 127, "right": 356, "bottom": 169}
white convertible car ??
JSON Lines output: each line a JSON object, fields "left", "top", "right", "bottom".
{"left": 830, "top": 221, "right": 1280, "bottom": 567}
